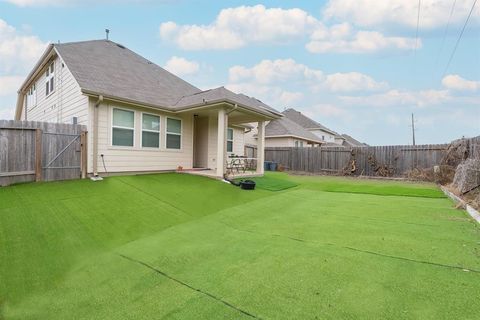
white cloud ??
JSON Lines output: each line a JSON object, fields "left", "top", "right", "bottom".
{"left": 0, "top": 19, "right": 47, "bottom": 74}
{"left": 442, "top": 74, "right": 480, "bottom": 91}
{"left": 164, "top": 56, "right": 199, "bottom": 76}
{"left": 159, "top": 5, "right": 423, "bottom": 54}
{"left": 226, "top": 82, "right": 304, "bottom": 108}
{"left": 303, "top": 104, "right": 349, "bottom": 118}
{"left": 323, "top": 0, "right": 480, "bottom": 29}
{"left": 229, "top": 59, "right": 323, "bottom": 84}
{"left": 0, "top": 75, "right": 23, "bottom": 96}
{"left": 0, "top": 106, "right": 14, "bottom": 119}
{"left": 340, "top": 89, "right": 451, "bottom": 107}
{"left": 306, "top": 23, "right": 418, "bottom": 54}
{"left": 324, "top": 72, "right": 388, "bottom": 92}
{"left": 159, "top": 5, "right": 318, "bottom": 50}
{"left": 229, "top": 58, "right": 387, "bottom": 94}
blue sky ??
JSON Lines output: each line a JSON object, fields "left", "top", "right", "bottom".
{"left": 0, "top": 0, "right": 478, "bottom": 145}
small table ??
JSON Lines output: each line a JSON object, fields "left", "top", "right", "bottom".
{"left": 227, "top": 157, "right": 257, "bottom": 173}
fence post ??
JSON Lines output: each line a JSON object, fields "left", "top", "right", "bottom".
{"left": 35, "top": 128, "right": 42, "bottom": 182}
{"left": 80, "top": 131, "right": 88, "bottom": 179}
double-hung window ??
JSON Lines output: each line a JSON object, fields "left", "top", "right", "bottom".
{"left": 112, "top": 108, "right": 135, "bottom": 147}
{"left": 26, "top": 84, "right": 36, "bottom": 108}
{"left": 142, "top": 114, "right": 160, "bottom": 148}
{"left": 45, "top": 63, "right": 55, "bottom": 96}
{"left": 166, "top": 118, "right": 181, "bottom": 149}
{"left": 227, "top": 128, "right": 234, "bottom": 153}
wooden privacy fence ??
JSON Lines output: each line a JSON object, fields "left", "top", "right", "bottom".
{"left": 0, "top": 120, "right": 87, "bottom": 186}
{"left": 265, "top": 144, "right": 451, "bottom": 177}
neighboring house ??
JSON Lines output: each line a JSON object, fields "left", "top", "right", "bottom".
{"left": 341, "top": 134, "right": 367, "bottom": 147}
{"left": 264, "top": 116, "right": 323, "bottom": 147}
{"left": 15, "top": 40, "right": 282, "bottom": 178}
{"left": 282, "top": 108, "right": 340, "bottom": 144}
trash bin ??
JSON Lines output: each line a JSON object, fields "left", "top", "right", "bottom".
{"left": 264, "top": 161, "right": 272, "bottom": 171}
{"left": 270, "top": 162, "right": 277, "bottom": 171}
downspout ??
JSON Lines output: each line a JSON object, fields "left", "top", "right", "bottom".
{"left": 92, "top": 95, "right": 103, "bottom": 176}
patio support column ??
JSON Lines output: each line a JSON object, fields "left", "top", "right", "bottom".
{"left": 216, "top": 108, "right": 227, "bottom": 177}
{"left": 256, "top": 120, "right": 265, "bottom": 174}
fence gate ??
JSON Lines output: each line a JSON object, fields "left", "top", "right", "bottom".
{"left": 0, "top": 120, "right": 87, "bottom": 186}
{"left": 40, "top": 130, "right": 87, "bottom": 182}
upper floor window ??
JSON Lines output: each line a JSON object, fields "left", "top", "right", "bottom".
{"left": 45, "top": 63, "right": 55, "bottom": 96}
{"left": 26, "top": 84, "right": 36, "bottom": 108}
{"left": 227, "top": 128, "right": 233, "bottom": 152}
{"left": 295, "top": 141, "right": 299, "bottom": 147}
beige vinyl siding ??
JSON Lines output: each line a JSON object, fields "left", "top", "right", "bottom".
{"left": 193, "top": 117, "right": 209, "bottom": 168}
{"left": 231, "top": 126, "right": 245, "bottom": 155}
{"left": 22, "top": 55, "right": 88, "bottom": 125}
{"left": 265, "top": 137, "right": 295, "bottom": 147}
{"left": 207, "top": 114, "right": 218, "bottom": 170}
{"left": 89, "top": 99, "right": 193, "bottom": 173}
{"left": 311, "top": 129, "right": 336, "bottom": 143}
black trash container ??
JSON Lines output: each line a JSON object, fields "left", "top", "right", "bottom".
{"left": 240, "top": 180, "right": 256, "bottom": 190}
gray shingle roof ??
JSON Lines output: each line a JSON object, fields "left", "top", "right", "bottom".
{"left": 265, "top": 117, "right": 323, "bottom": 143}
{"left": 54, "top": 40, "right": 201, "bottom": 107}
{"left": 341, "top": 134, "right": 367, "bottom": 147}
{"left": 282, "top": 108, "right": 337, "bottom": 134}
{"left": 54, "top": 40, "right": 280, "bottom": 117}
{"left": 173, "top": 87, "right": 281, "bottom": 117}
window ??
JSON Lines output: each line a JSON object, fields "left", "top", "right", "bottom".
{"left": 166, "top": 117, "right": 181, "bottom": 149}
{"left": 295, "top": 141, "right": 299, "bottom": 147}
{"left": 322, "top": 135, "right": 325, "bottom": 141}
{"left": 142, "top": 113, "right": 160, "bottom": 148}
{"left": 112, "top": 108, "right": 135, "bottom": 147}
{"left": 26, "top": 84, "right": 36, "bottom": 108}
{"left": 300, "top": 141, "right": 304, "bottom": 147}
{"left": 45, "top": 63, "right": 55, "bottom": 96}
{"left": 227, "top": 128, "right": 233, "bottom": 153}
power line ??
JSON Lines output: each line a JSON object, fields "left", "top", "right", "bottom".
{"left": 433, "top": 0, "right": 457, "bottom": 74}
{"left": 414, "top": 0, "right": 422, "bottom": 58}
{"left": 442, "top": 0, "right": 478, "bottom": 77}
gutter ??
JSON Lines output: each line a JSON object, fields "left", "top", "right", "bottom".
{"left": 92, "top": 95, "right": 104, "bottom": 176}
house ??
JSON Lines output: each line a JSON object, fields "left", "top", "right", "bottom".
{"left": 341, "top": 134, "right": 367, "bottom": 147}
{"left": 14, "top": 40, "right": 282, "bottom": 178}
{"left": 263, "top": 116, "right": 324, "bottom": 147}
{"left": 282, "top": 108, "right": 341, "bottom": 144}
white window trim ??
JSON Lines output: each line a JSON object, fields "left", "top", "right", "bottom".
{"left": 165, "top": 116, "right": 182, "bottom": 151}
{"left": 111, "top": 107, "right": 136, "bottom": 148}
{"left": 45, "top": 62, "right": 55, "bottom": 98}
{"left": 141, "top": 112, "right": 161, "bottom": 149}
{"left": 227, "top": 127, "right": 234, "bottom": 153}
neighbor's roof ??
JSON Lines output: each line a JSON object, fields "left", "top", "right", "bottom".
{"left": 265, "top": 117, "right": 324, "bottom": 143}
{"left": 49, "top": 40, "right": 280, "bottom": 117}
{"left": 282, "top": 108, "right": 337, "bottom": 134}
{"left": 341, "top": 134, "right": 367, "bottom": 147}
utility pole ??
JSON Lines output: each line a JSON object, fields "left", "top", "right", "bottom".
{"left": 411, "top": 113, "right": 416, "bottom": 146}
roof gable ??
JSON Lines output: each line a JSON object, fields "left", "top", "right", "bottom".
{"left": 282, "top": 108, "right": 337, "bottom": 135}
{"left": 265, "top": 117, "right": 323, "bottom": 143}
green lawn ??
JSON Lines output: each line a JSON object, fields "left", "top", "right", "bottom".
{"left": 0, "top": 172, "right": 479, "bottom": 319}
